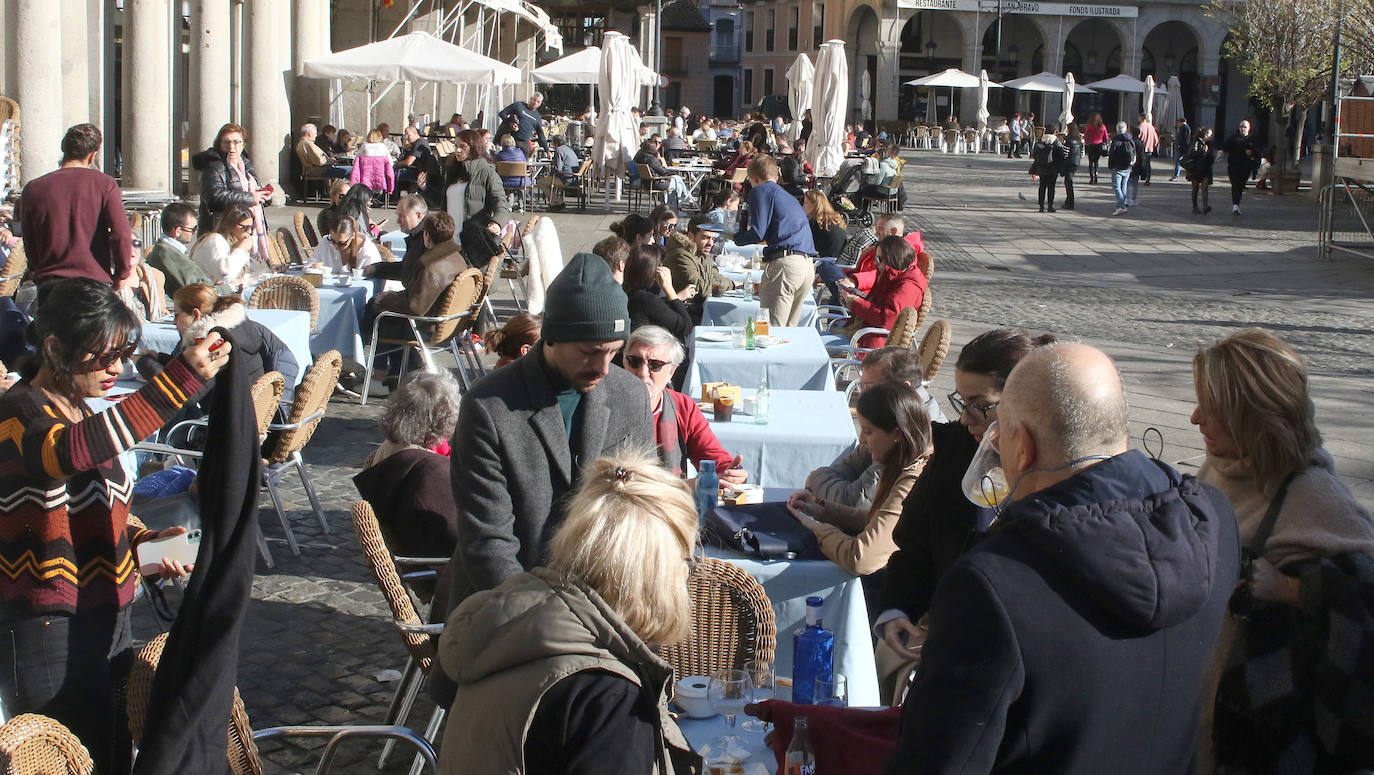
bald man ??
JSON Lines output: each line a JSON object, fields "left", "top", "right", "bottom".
{"left": 888, "top": 343, "right": 1239, "bottom": 775}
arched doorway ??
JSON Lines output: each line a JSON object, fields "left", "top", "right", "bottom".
{"left": 1063, "top": 19, "right": 1123, "bottom": 123}
{"left": 1141, "top": 20, "right": 1202, "bottom": 127}
{"left": 898, "top": 11, "right": 966, "bottom": 121}
{"left": 847, "top": 4, "right": 880, "bottom": 130}
{"left": 980, "top": 17, "right": 1046, "bottom": 120}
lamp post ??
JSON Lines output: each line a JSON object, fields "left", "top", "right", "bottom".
{"left": 651, "top": 0, "right": 664, "bottom": 115}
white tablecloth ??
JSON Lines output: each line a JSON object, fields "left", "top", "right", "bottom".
{"left": 703, "top": 291, "right": 818, "bottom": 329}
{"left": 243, "top": 274, "right": 378, "bottom": 363}
{"left": 705, "top": 389, "right": 855, "bottom": 489}
{"left": 686, "top": 326, "right": 836, "bottom": 395}
{"left": 141, "top": 309, "right": 313, "bottom": 386}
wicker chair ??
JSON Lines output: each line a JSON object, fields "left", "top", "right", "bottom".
{"left": 248, "top": 275, "right": 319, "bottom": 331}
{"left": 361, "top": 269, "right": 485, "bottom": 404}
{"left": 262, "top": 351, "right": 343, "bottom": 555}
{"left": 378, "top": 243, "right": 398, "bottom": 264}
{"left": 125, "top": 633, "right": 435, "bottom": 775}
{"left": 917, "top": 250, "right": 933, "bottom": 280}
{"left": 859, "top": 173, "right": 903, "bottom": 216}
{"left": 916, "top": 286, "right": 932, "bottom": 329}
{"left": 264, "top": 232, "right": 289, "bottom": 271}
{"left": 0, "top": 714, "right": 94, "bottom": 775}
{"left": 494, "top": 160, "right": 531, "bottom": 212}
{"left": 293, "top": 211, "right": 318, "bottom": 251}
{"left": 919, "top": 320, "right": 952, "bottom": 382}
{"left": 273, "top": 228, "right": 306, "bottom": 268}
{"left": 0, "top": 244, "right": 25, "bottom": 298}
{"left": 824, "top": 304, "right": 919, "bottom": 364}
{"left": 658, "top": 558, "right": 776, "bottom": 684}
{"left": 353, "top": 501, "right": 449, "bottom": 769}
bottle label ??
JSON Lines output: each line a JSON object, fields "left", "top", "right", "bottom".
{"left": 786, "top": 762, "right": 815, "bottom": 775}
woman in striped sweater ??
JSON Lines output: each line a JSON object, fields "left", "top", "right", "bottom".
{"left": 0, "top": 279, "right": 229, "bottom": 772}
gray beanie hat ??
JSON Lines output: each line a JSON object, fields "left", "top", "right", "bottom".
{"left": 542, "top": 252, "right": 631, "bottom": 343}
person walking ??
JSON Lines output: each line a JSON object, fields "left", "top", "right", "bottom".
{"left": 1007, "top": 113, "right": 1025, "bottom": 159}
{"left": 1171, "top": 117, "right": 1193, "bottom": 181}
{"left": 732, "top": 156, "right": 816, "bottom": 327}
{"left": 1222, "top": 119, "right": 1259, "bottom": 216}
{"left": 1084, "top": 113, "right": 1109, "bottom": 184}
{"left": 1128, "top": 126, "right": 1148, "bottom": 207}
{"left": 1060, "top": 124, "right": 1083, "bottom": 210}
{"left": 1185, "top": 127, "right": 1216, "bottom": 215}
{"left": 1031, "top": 132, "right": 1065, "bottom": 213}
{"left": 1137, "top": 113, "right": 1159, "bottom": 185}
{"left": 1107, "top": 121, "right": 1136, "bottom": 216}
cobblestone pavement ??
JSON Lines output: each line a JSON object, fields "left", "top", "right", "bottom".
{"left": 142, "top": 150, "right": 1374, "bottom": 773}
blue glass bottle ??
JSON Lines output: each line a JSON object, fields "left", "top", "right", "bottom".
{"left": 791, "top": 596, "right": 835, "bottom": 705}
{"left": 695, "top": 460, "right": 719, "bottom": 527}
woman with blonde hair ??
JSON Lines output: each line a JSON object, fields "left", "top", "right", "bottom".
{"left": 437, "top": 453, "right": 702, "bottom": 775}
{"left": 1193, "top": 328, "right": 1374, "bottom": 774}
{"left": 804, "top": 188, "right": 847, "bottom": 260}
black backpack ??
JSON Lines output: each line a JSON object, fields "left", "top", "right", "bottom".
{"left": 1107, "top": 136, "right": 1135, "bottom": 170}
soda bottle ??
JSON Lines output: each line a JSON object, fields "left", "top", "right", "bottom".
{"left": 694, "top": 460, "right": 719, "bottom": 527}
{"left": 744, "top": 317, "right": 756, "bottom": 350}
{"left": 791, "top": 596, "right": 835, "bottom": 705}
{"left": 784, "top": 716, "right": 816, "bottom": 775}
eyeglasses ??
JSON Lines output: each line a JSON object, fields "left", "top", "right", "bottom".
{"left": 625, "top": 354, "right": 673, "bottom": 373}
{"left": 948, "top": 391, "right": 999, "bottom": 420}
{"left": 86, "top": 344, "right": 138, "bottom": 370}
{"left": 223, "top": 139, "right": 245, "bottom": 146}
{"left": 663, "top": 222, "right": 678, "bottom": 232}
{"left": 177, "top": 223, "right": 198, "bottom": 234}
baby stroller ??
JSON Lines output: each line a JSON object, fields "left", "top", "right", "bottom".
{"left": 826, "top": 159, "right": 871, "bottom": 227}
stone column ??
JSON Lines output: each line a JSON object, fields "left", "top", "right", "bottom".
{"left": 122, "top": 0, "right": 173, "bottom": 191}
{"left": 246, "top": 0, "right": 288, "bottom": 187}
{"left": 190, "top": 0, "right": 232, "bottom": 193}
{"left": 16, "top": 0, "right": 64, "bottom": 184}
{"left": 876, "top": 41, "right": 901, "bottom": 122}
{"left": 293, "top": 0, "right": 330, "bottom": 123}
{"left": 60, "top": 0, "right": 90, "bottom": 129}
{"left": 962, "top": 28, "right": 983, "bottom": 125}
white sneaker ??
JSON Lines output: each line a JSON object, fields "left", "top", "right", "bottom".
{"left": 1112, "top": 207, "right": 1127, "bottom": 216}
{"left": 1128, "top": 200, "right": 1139, "bottom": 207}
{"left": 1232, "top": 204, "right": 1242, "bottom": 215}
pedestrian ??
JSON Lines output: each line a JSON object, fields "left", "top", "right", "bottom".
{"left": 1137, "top": 113, "right": 1159, "bottom": 185}
{"left": 1007, "top": 113, "right": 1025, "bottom": 159}
{"left": 1171, "top": 117, "right": 1193, "bottom": 181}
{"left": 1031, "top": 132, "right": 1064, "bottom": 213}
{"left": 1107, "top": 121, "right": 1136, "bottom": 216}
{"left": 1129, "top": 125, "right": 1148, "bottom": 206}
{"left": 888, "top": 343, "right": 1239, "bottom": 774}
{"left": 1184, "top": 126, "right": 1216, "bottom": 214}
{"left": 1060, "top": 124, "right": 1082, "bottom": 210}
{"left": 1084, "top": 113, "right": 1109, "bottom": 184}
{"left": 1222, "top": 119, "right": 1259, "bottom": 215}
{"left": 732, "top": 155, "right": 816, "bottom": 327}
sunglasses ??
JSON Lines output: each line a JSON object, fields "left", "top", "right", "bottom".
{"left": 328, "top": 236, "right": 353, "bottom": 248}
{"left": 663, "top": 222, "right": 678, "bottom": 231}
{"left": 625, "top": 354, "right": 672, "bottom": 373}
{"left": 237, "top": 221, "right": 254, "bottom": 231}
{"left": 86, "top": 344, "right": 138, "bottom": 370}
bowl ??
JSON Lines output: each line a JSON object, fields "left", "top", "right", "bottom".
{"left": 675, "top": 676, "right": 715, "bottom": 718}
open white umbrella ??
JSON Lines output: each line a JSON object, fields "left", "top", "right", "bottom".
{"left": 806, "top": 40, "right": 848, "bottom": 177}
{"left": 532, "top": 46, "right": 601, "bottom": 84}
{"left": 1085, "top": 74, "right": 1146, "bottom": 93}
{"left": 1002, "top": 71, "right": 1096, "bottom": 93}
{"left": 593, "top": 31, "right": 641, "bottom": 206}
{"left": 904, "top": 68, "right": 984, "bottom": 89}
{"left": 303, "top": 31, "right": 520, "bottom": 85}
{"left": 785, "top": 54, "right": 815, "bottom": 143}
{"left": 1143, "top": 75, "right": 1155, "bottom": 125}
{"left": 860, "top": 70, "right": 873, "bottom": 122}
{"left": 1059, "top": 72, "right": 1076, "bottom": 129}
{"left": 976, "top": 69, "right": 992, "bottom": 132}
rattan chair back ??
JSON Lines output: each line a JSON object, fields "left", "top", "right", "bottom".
{"left": 273, "top": 228, "right": 305, "bottom": 267}
{"left": 494, "top": 160, "right": 528, "bottom": 180}
{"left": 479, "top": 254, "right": 503, "bottom": 297}
{"left": 429, "top": 269, "right": 484, "bottom": 345}
{"left": 919, "top": 320, "right": 952, "bottom": 381}
{"left": 264, "top": 232, "right": 289, "bottom": 271}
{"left": 728, "top": 167, "right": 748, "bottom": 185}
{"left": 916, "top": 287, "right": 932, "bottom": 329}
{"left": 0, "top": 98, "right": 16, "bottom": 123}
{"left": 0, "top": 714, "right": 93, "bottom": 775}
{"left": 248, "top": 275, "right": 320, "bottom": 331}
{"left": 264, "top": 350, "right": 340, "bottom": 466}
{"left": 0, "top": 244, "right": 26, "bottom": 298}
{"left": 887, "top": 306, "right": 921, "bottom": 350}
{"left": 657, "top": 558, "right": 776, "bottom": 682}
{"left": 352, "top": 500, "right": 436, "bottom": 673}
{"left": 294, "top": 211, "right": 318, "bottom": 249}
{"left": 916, "top": 250, "right": 933, "bottom": 280}
{"left": 377, "top": 243, "right": 398, "bottom": 264}
{"left": 250, "top": 371, "right": 286, "bottom": 438}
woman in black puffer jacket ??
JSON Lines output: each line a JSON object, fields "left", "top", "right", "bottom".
{"left": 191, "top": 123, "right": 270, "bottom": 246}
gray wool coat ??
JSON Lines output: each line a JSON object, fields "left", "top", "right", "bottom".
{"left": 440, "top": 346, "right": 653, "bottom": 618}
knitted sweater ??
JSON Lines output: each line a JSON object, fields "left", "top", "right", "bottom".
{"left": 0, "top": 357, "right": 205, "bottom": 618}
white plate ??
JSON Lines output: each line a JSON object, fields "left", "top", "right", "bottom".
{"left": 698, "top": 330, "right": 732, "bottom": 343}
{"left": 755, "top": 335, "right": 780, "bottom": 347}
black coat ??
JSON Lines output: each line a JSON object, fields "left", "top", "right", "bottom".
{"left": 192, "top": 148, "right": 259, "bottom": 233}
{"left": 1174, "top": 122, "right": 1193, "bottom": 155}
{"left": 626, "top": 289, "right": 693, "bottom": 342}
{"left": 1060, "top": 139, "right": 1083, "bottom": 172}
{"left": 888, "top": 451, "right": 1240, "bottom": 775}
{"left": 1223, "top": 131, "right": 1260, "bottom": 174}
{"left": 1185, "top": 137, "right": 1216, "bottom": 185}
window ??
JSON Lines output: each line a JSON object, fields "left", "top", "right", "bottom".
{"left": 765, "top": 10, "right": 775, "bottom": 51}
{"left": 763, "top": 68, "right": 774, "bottom": 97}
{"left": 813, "top": 3, "right": 824, "bottom": 47}
{"left": 788, "top": 6, "right": 799, "bottom": 50}
{"left": 553, "top": 14, "right": 606, "bottom": 49}
{"left": 715, "top": 18, "right": 734, "bottom": 46}
{"left": 743, "top": 68, "right": 754, "bottom": 104}
{"left": 745, "top": 11, "right": 754, "bottom": 51}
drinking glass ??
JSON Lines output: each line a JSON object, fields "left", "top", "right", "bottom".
{"left": 815, "top": 674, "right": 848, "bottom": 707}
{"left": 740, "top": 660, "right": 775, "bottom": 732}
{"left": 708, "top": 668, "right": 749, "bottom": 751}
{"left": 731, "top": 325, "right": 745, "bottom": 348}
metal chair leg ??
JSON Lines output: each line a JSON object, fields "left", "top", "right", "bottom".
{"left": 256, "top": 523, "right": 275, "bottom": 568}
{"left": 408, "top": 706, "right": 447, "bottom": 775}
{"left": 377, "top": 657, "right": 422, "bottom": 770}
{"left": 263, "top": 470, "right": 302, "bottom": 556}
{"left": 293, "top": 452, "right": 330, "bottom": 533}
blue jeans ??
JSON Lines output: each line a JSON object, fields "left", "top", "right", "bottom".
{"left": 815, "top": 259, "right": 846, "bottom": 305}
{"left": 1127, "top": 173, "right": 1140, "bottom": 205}
{"left": 1112, "top": 169, "right": 1130, "bottom": 208}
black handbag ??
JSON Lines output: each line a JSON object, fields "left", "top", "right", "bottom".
{"left": 703, "top": 502, "right": 826, "bottom": 561}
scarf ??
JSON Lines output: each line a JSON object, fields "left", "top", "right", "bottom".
{"left": 654, "top": 395, "right": 684, "bottom": 477}
{"left": 228, "top": 158, "right": 269, "bottom": 261}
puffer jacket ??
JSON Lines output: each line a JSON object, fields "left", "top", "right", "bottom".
{"left": 350, "top": 152, "right": 395, "bottom": 194}
{"left": 846, "top": 263, "right": 928, "bottom": 350}
{"left": 438, "top": 567, "right": 700, "bottom": 775}
{"left": 192, "top": 148, "right": 260, "bottom": 233}
{"left": 451, "top": 158, "right": 512, "bottom": 229}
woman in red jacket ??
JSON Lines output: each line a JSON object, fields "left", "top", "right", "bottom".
{"left": 839, "top": 235, "right": 928, "bottom": 350}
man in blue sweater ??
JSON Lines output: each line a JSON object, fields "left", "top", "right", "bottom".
{"left": 496, "top": 92, "right": 548, "bottom": 157}
{"left": 733, "top": 155, "right": 816, "bottom": 326}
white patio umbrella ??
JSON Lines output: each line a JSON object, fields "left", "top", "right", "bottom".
{"left": 806, "top": 40, "right": 848, "bottom": 177}
{"left": 860, "top": 70, "right": 873, "bottom": 122}
{"left": 1059, "top": 72, "right": 1076, "bottom": 129}
{"left": 785, "top": 53, "right": 815, "bottom": 143}
{"left": 907, "top": 68, "right": 998, "bottom": 125}
{"left": 976, "top": 69, "right": 992, "bottom": 131}
{"left": 593, "top": 31, "right": 641, "bottom": 206}
{"left": 1085, "top": 74, "right": 1146, "bottom": 93}
{"left": 531, "top": 46, "right": 601, "bottom": 84}
{"left": 1143, "top": 75, "right": 1156, "bottom": 125}
{"left": 303, "top": 31, "right": 520, "bottom": 85}
{"left": 1001, "top": 71, "right": 1096, "bottom": 93}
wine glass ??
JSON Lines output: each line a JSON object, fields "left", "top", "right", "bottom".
{"left": 740, "top": 660, "right": 775, "bottom": 733}
{"left": 708, "top": 668, "right": 749, "bottom": 752}
{"left": 815, "top": 673, "right": 848, "bottom": 707}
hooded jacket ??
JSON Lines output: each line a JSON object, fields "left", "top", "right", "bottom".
{"left": 846, "top": 263, "right": 928, "bottom": 350}
{"left": 192, "top": 148, "right": 260, "bottom": 233}
{"left": 888, "top": 450, "right": 1240, "bottom": 775}
{"left": 437, "top": 567, "right": 701, "bottom": 775}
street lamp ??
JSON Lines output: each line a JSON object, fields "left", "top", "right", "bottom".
{"left": 651, "top": 0, "right": 664, "bottom": 115}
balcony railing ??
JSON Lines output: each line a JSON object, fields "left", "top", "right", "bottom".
{"left": 711, "top": 43, "right": 740, "bottom": 62}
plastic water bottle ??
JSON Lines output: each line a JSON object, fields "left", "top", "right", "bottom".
{"left": 744, "top": 316, "right": 756, "bottom": 350}
{"left": 755, "top": 374, "right": 769, "bottom": 425}
{"left": 791, "top": 596, "right": 835, "bottom": 705}
{"left": 694, "top": 460, "right": 719, "bottom": 527}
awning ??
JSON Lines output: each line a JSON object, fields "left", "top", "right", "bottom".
{"left": 303, "top": 31, "right": 521, "bottom": 85}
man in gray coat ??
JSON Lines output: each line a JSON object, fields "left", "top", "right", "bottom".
{"left": 439, "top": 250, "right": 653, "bottom": 622}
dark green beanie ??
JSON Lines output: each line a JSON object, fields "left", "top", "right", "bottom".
{"left": 542, "top": 252, "right": 631, "bottom": 343}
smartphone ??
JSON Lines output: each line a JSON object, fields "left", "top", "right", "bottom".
{"left": 137, "top": 529, "right": 202, "bottom": 573}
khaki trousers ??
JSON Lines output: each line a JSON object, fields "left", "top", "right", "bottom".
{"left": 758, "top": 253, "right": 815, "bottom": 327}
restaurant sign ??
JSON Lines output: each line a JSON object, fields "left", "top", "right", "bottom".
{"left": 896, "top": 0, "right": 1139, "bottom": 18}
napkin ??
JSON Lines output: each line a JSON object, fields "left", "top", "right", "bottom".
{"left": 752, "top": 700, "right": 902, "bottom": 775}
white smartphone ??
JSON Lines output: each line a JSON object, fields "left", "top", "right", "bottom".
{"left": 136, "top": 529, "right": 202, "bottom": 573}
